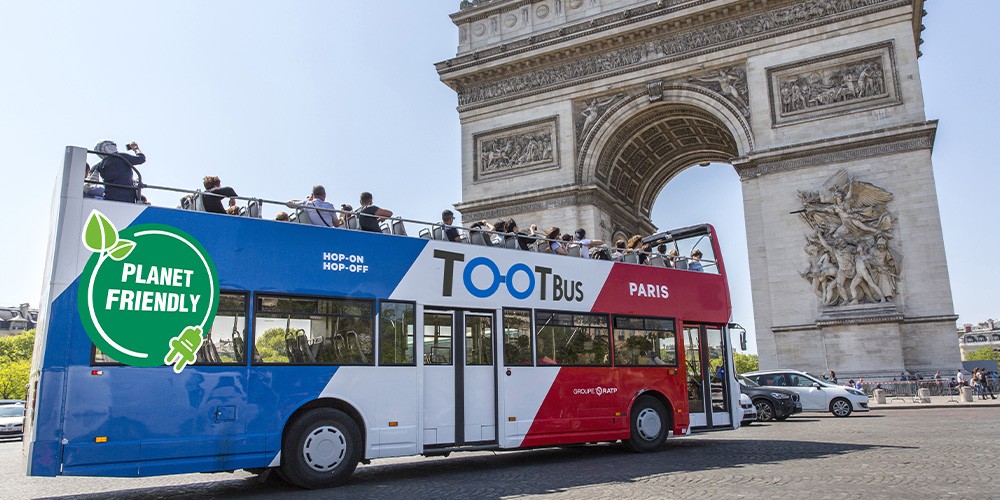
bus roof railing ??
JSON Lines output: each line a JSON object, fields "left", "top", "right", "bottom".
{"left": 81, "top": 149, "right": 718, "bottom": 270}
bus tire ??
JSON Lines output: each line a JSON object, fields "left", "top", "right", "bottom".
{"left": 627, "top": 395, "right": 669, "bottom": 452}
{"left": 281, "top": 408, "right": 362, "bottom": 489}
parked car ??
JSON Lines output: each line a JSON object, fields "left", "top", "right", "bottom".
{"left": 737, "top": 374, "right": 802, "bottom": 422}
{"left": 744, "top": 369, "right": 869, "bottom": 417}
{"left": 739, "top": 393, "right": 757, "bottom": 426}
{"left": 0, "top": 403, "right": 25, "bottom": 440}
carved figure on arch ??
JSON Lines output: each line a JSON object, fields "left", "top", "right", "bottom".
{"left": 796, "top": 169, "right": 899, "bottom": 306}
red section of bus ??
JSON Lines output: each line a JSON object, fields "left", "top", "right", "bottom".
{"left": 520, "top": 367, "right": 689, "bottom": 448}
{"left": 590, "top": 264, "right": 731, "bottom": 324}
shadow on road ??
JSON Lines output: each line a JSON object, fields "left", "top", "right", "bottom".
{"left": 39, "top": 438, "right": 913, "bottom": 499}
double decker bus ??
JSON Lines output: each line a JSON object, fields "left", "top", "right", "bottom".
{"left": 24, "top": 146, "right": 741, "bottom": 489}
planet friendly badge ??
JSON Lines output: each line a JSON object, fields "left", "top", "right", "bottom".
{"left": 77, "top": 210, "right": 219, "bottom": 373}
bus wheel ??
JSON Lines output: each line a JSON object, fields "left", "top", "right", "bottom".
{"left": 627, "top": 396, "right": 669, "bottom": 452}
{"left": 281, "top": 408, "right": 362, "bottom": 489}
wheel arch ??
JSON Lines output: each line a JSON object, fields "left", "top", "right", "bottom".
{"left": 632, "top": 389, "right": 676, "bottom": 431}
{"left": 283, "top": 397, "right": 368, "bottom": 456}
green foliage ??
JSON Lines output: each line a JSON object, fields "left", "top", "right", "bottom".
{"left": 964, "top": 347, "right": 1000, "bottom": 362}
{"left": 734, "top": 352, "right": 759, "bottom": 374}
{"left": 256, "top": 328, "right": 290, "bottom": 363}
{"left": 0, "top": 329, "right": 35, "bottom": 400}
{"left": 0, "top": 360, "right": 29, "bottom": 399}
{"left": 0, "top": 329, "right": 35, "bottom": 364}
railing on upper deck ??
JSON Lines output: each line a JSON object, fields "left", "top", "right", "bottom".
{"left": 81, "top": 149, "right": 719, "bottom": 272}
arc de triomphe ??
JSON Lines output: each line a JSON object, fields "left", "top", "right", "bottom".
{"left": 436, "top": 0, "right": 960, "bottom": 378}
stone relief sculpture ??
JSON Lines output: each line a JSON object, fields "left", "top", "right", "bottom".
{"left": 687, "top": 67, "right": 750, "bottom": 116}
{"left": 779, "top": 56, "right": 885, "bottom": 114}
{"left": 479, "top": 130, "right": 554, "bottom": 175}
{"left": 575, "top": 93, "right": 626, "bottom": 147}
{"left": 456, "top": 0, "right": 896, "bottom": 107}
{"left": 797, "top": 169, "right": 900, "bottom": 306}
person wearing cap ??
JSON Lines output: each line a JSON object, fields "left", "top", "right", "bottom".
{"left": 573, "top": 228, "right": 603, "bottom": 259}
{"left": 689, "top": 249, "right": 705, "bottom": 272}
{"left": 92, "top": 140, "right": 146, "bottom": 203}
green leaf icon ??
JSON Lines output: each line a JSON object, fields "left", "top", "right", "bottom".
{"left": 82, "top": 210, "right": 119, "bottom": 253}
{"left": 107, "top": 239, "right": 136, "bottom": 261}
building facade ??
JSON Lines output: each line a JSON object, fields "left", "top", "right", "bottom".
{"left": 437, "top": 0, "right": 960, "bottom": 379}
{"left": 0, "top": 303, "right": 37, "bottom": 337}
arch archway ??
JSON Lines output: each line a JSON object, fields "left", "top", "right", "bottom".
{"left": 580, "top": 88, "right": 749, "bottom": 236}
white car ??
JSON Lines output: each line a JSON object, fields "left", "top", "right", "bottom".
{"left": 739, "top": 393, "right": 757, "bottom": 426}
{"left": 0, "top": 403, "right": 25, "bottom": 439}
{"left": 743, "top": 370, "right": 869, "bottom": 417}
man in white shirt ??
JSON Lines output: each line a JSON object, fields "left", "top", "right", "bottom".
{"left": 290, "top": 185, "right": 342, "bottom": 227}
{"left": 574, "top": 228, "right": 604, "bottom": 259}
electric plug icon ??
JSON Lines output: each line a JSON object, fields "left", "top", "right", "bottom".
{"left": 164, "top": 326, "right": 204, "bottom": 373}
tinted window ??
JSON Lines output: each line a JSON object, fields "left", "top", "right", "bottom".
{"left": 503, "top": 309, "right": 532, "bottom": 366}
{"left": 613, "top": 316, "right": 677, "bottom": 366}
{"left": 534, "top": 311, "right": 609, "bottom": 366}
{"left": 254, "top": 295, "right": 374, "bottom": 365}
{"left": 379, "top": 302, "right": 415, "bottom": 366}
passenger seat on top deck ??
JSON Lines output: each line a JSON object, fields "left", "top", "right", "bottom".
{"left": 391, "top": 219, "right": 406, "bottom": 236}
{"left": 294, "top": 208, "right": 313, "bottom": 225}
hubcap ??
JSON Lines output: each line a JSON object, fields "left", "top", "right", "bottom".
{"left": 636, "top": 407, "right": 662, "bottom": 441}
{"left": 755, "top": 401, "right": 773, "bottom": 421}
{"left": 833, "top": 401, "right": 850, "bottom": 416}
{"left": 302, "top": 426, "right": 347, "bottom": 472}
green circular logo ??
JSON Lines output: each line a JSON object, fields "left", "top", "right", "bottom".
{"left": 77, "top": 210, "right": 219, "bottom": 371}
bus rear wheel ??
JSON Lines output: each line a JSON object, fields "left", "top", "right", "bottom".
{"left": 627, "top": 395, "right": 669, "bottom": 452}
{"left": 281, "top": 408, "right": 362, "bottom": 489}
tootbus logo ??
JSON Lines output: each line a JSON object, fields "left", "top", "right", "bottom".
{"left": 433, "top": 250, "right": 584, "bottom": 302}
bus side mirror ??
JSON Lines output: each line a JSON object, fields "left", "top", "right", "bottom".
{"left": 728, "top": 323, "right": 747, "bottom": 351}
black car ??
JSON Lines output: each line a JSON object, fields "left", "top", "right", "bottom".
{"left": 738, "top": 374, "right": 802, "bottom": 422}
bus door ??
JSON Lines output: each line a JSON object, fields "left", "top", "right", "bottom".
{"left": 683, "top": 324, "right": 732, "bottom": 429}
{"left": 422, "top": 309, "right": 497, "bottom": 447}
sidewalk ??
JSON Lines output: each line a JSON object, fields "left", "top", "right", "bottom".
{"left": 869, "top": 394, "right": 1000, "bottom": 410}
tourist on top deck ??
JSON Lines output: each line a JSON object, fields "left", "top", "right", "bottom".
{"left": 289, "top": 185, "right": 342, "bottom": 227}
{"left": 354, "top": 191, "right": 393, "bottom": 232}
{"left": 202, "top": 176, "right": 238, "bottom": 214}
{"left": 92, "top": 140, "right": 146, "bottom": 203}
{"left": 574, "top": 228, "right": 604, "bottom": 259}
{"left": 545, "top": 227, "right": 568, "bottom": 255}
{"left": 441, "top": 210, "right": 462, "bottom": 242}
{"left": 688, "top": 249, "right": 705, "bottom": 272}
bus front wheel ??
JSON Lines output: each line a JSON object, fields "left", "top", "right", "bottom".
{"left": 281, "top": 408, "right": 362, "bottom": 489}
{"left": 627, "top": 395, "right": 669, "bottom": 452}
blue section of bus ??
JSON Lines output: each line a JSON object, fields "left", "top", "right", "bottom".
{"left": 33, "top": 209, "right": 426, "bottom": 477}
{"left": 36, "top": 278, "right": 342, "bottom": 476}
{"left": 131, "top": 207, "right": 428, "bottom": 298}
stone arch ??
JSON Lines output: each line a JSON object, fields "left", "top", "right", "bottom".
{"left": 578, "top": 86, "right": 752, "bottom": 231}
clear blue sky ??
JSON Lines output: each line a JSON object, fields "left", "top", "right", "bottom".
{"left": 1, "top": 1, "right": 996, "bottom": 352}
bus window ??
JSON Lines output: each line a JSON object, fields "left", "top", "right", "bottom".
{"left": 612, "top": 316, "right": 677, "bottom": 367}
{"left": 379, "top": 302, "right": 415, "bottom": 366}
{"left": 199, "top": 293, "right": 248, "bottom": 364}
{"left": 92, "top": 291, "right": 248, "bottom": 365}
{"left": 502, "top": 309, "right": 532, "bottom": 366}
{"left": 424, "top": 312, "right": 453, "bottom": 365}
{"left": 254, "top": 295, "right": 374, "bottom": 365}
{"left": 465, "top": 314, "right": 493, "bottom": 366}
{"left": 534, "top": 311, "right": 610, "bottom": 366}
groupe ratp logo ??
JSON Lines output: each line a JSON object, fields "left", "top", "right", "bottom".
{"left": 572, "top": 387, "right": 619, "bottom": 396}
{"left": 76, "top": 210, "right": 220, "bottom": 373}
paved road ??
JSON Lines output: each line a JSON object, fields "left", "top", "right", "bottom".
{"left": 3, "top": 408, "right": 999, "bottom": 499}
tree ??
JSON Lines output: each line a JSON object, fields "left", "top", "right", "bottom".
{"left": 0, "top": 329, "right": 34, "bottom": 399}
{"left": 964, "top": 347, "right": 1000, "bottom": 362}
{"left": 0, "top": 360, "right": 29, "bottom": 399}
{"left": 734, "top": 352, "right": 759, "bottom": 374}
{"left": 256, "top": 328, "right": 290, "bottom": 363}
{"left": 0, "top": 329, "right": 35, "bottom": 364}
